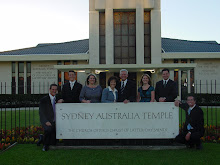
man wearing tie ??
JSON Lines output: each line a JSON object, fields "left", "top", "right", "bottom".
{"left": 155, "top": 68, "right": 178, "bottom": 102}
{"left": 60, "top": 70, "right": 82, "bottom": 103}
{"left": 39, "top": 84, "right": 58, "bottom": 151}
{"left": 174, "top": 95, "right": 204, "bottom": 149}
{"left": 116, "top": 69, "right": 136, "bottom": 103}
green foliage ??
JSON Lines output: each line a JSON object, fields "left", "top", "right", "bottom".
{"left": 0, "top": 94, "right": 44, "bottom": 108}
{"left": 181, "top": 93, "right": 220, "bottom": 106}
{"left": 179, "top": 108, "right": 220, "bottom": 125}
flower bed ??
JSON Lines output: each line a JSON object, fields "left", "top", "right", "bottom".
{"left": 0, "top": 143, "right": 11, "bottom": 151}
{"left": 202, "top": 125, "right": 220, "bottom": 143}
{"left": 179, "top": 124, "right": 220, "bottom": 143}
{"left": 0, "top": 124, "right": 220, "bottom": 151}
{"left": 0, "top": 126, "right": 44, "bottom": 151}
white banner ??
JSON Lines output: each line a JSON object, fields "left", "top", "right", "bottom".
{"left": 56, "top": 102, "right": 179, "bottom": 139}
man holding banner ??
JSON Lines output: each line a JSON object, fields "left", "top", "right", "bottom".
{"left": 116, "top": 69, "right": 136, "bottom": 103}
{"left": 155, "top": 68, "right": 177, "bottom": 102}
{"left": 174, "top": 95, "right": 204, "bottom": 149}
{"left": 60, "top": 70, "right": 82, "bottom": 103}
{"left": 39, "top": 84, "right": 58, "bottom": 151}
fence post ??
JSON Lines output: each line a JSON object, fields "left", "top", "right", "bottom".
{"left": 0, "top": 82, "right": 2, "bottom": 140}
{"left": 4, "top": 82, "right": 7, "bottom": 140}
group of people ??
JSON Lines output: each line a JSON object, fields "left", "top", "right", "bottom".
{"left": 39, "top": 68, "right": 204, "bottom": 151}
{"left": 59, "top": 68, "right": 177, "bottom": 104}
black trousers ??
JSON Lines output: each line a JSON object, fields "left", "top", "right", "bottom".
{"left": 175, "top": 131, "right": 201, "bottom": 146}
{"left": 43, "top": 122, "right": 56, "bottom": 146}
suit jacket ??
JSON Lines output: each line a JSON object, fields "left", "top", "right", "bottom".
{"left": 101, "top": 87, "right": 118, "bottom": 103}
{"left": 116, "top": 80, "right": 136, "bottom": 102}
{"left": 39, "top": 95, "right": 55, "bottom": 128}
{"left": 180, "top": 103, "right": 205, "bottom": 137}
{"left": 61, "top": 81, "right": 82, "bottom": 103}
{"left": 155, "top": 79, "right": 177, "bottom": 102}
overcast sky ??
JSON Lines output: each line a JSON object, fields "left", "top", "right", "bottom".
{"left": 0, "top": 0, "right": 219, "bottom": 52}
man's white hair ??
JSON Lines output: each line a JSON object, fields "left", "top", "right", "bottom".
{"left": 120, "top": 69, "right": 128, "bottom": 75}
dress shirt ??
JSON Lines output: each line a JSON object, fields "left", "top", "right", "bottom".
{"left": 163, "top": 79, "right": 169, "bottom": 85}
{"left": 188, "top": 104, "right": 196, "bottom": 114}
{"left": 69, "top": 80, "right": 76, "bottom": 89}
{"left": 108, "top": 86, "right": 118, "bottom": 101}
{"left": 49, "top": 93, "right": 56, "bottom": 105}
{"left": 187, "top": 104, "right": 196, "bottom": 130}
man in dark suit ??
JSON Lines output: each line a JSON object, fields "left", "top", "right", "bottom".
{"left": 60, "top": 70, "right": 82, "bottom": 103}
{"left": 39, "top": 84, "right": 58, "bottom": 151}
{"left": 155, "top": 68, "right": 177, "bottom": 102}
{"left": 116, "top": 69, "right": 136, "bottom": 103}
{"left": 174, "top": 95, "right": 204, "bottom": 149}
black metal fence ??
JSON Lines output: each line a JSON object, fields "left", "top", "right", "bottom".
{"left": 0, "top": 81, "right": 220, "bottom": 145}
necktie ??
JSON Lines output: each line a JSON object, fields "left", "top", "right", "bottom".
{"left": 121, "top": 81, "right": 125, "bottom": 94}
{"left": 163, "top": 80, "right": 167, "bottom": 88}
{"left": 187, "top": 108, "right": 191, "bottom": 130}
{"left": 188, "top": 108, "right": 191, "bottom": 115}
{"left": 52, "top": 97, "right": 56, "bottom": 121}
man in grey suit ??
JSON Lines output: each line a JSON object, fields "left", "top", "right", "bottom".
{"left": 39, "top": 84, "right": 58, "bottom": 151}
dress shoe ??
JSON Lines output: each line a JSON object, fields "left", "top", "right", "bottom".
{"left": 37, "top": 134, "right": 44, "bottom": 146}
{"left": 196, "top": 143, "right": 203, "bottom": 150}
{"left": 42, "top": 145, "right": 49, "bottom": 151}
{"left": 186, "top": 144, "right": 195, "bottom": 149}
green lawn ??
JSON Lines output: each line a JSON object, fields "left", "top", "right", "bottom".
{"left": 179, "top": 107, "right": 220, "bottom": 126}
{"left": 0, "top": 109, "right": 40, "bottom": 130}
{"left": 0, "top": 143, "right": 220, "bottom": 165}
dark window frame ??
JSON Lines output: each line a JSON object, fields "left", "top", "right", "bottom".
{"left": 114, "top": 11, "right": 136, "bottom": 64}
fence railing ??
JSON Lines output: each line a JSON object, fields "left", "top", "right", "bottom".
{"left": 1, "top": 80, "right": 220, "bottom": 95}
{"left": 0, "top": 82, "right": 220, "bottom": 144}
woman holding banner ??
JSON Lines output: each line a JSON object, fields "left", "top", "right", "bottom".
{"left": 79, "top": 74, "right": 102, "bottom": 103}
{"left": 101, "top": 76, "right": 118, "bottom": 103}
{"left": 137, "top": 74, "right": 155, "bottom": 102}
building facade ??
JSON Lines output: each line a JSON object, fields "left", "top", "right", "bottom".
{"left": 0, "top": 0, "right": 220, "bottom": 98}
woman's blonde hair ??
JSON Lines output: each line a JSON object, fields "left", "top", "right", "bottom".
{"left": 140, "top": 74, "right": 151, "bottom": 86}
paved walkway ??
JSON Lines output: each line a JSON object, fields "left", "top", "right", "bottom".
{"left": 50, "top": 145, "right": 186, "bottom": 150}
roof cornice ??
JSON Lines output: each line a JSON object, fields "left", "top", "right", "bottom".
{"left": 162, "top": 52, "right": 220, "bottom": 59}
{"left": 0, "top": 54, "right": 89, "bottom": 61}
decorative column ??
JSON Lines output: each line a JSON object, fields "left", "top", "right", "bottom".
{"left": 136, "top": 0, "right": 144, "bottom": 64}
{"left": 15, "top": 62, "right": 18, "bottom": 94}
{"left": 105, "top": 0, "right": 114, "bottom": 64}
{"left": 24, "top": 62, "right": 27, "bottom": 94}
{"left": 89, "top": 9, "right": 100, "bottom": 64}
{"left": 61, "top": 61, "right": 64, "bottom": 84}
{"left": 169, "top": 70, "right": 174, "bottom": 80}
{"left": 151, "top": 0, "right": 161, "bottom": 64}
{"left": 178, "top": 70, "right": 182, "bottom": 100}
{"left": 187, "top": 69, "right": 191, "bottom": 93}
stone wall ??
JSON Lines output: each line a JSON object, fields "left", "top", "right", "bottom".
{"left": 195, "top": 59, "right": 220, "bottom": 94}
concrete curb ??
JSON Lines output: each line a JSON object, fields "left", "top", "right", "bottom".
{"left": 0, "top": 142, "right": 17, "bottom": 154}
{"left": 50, "top": 145, "right": 186, "bottom": 150}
